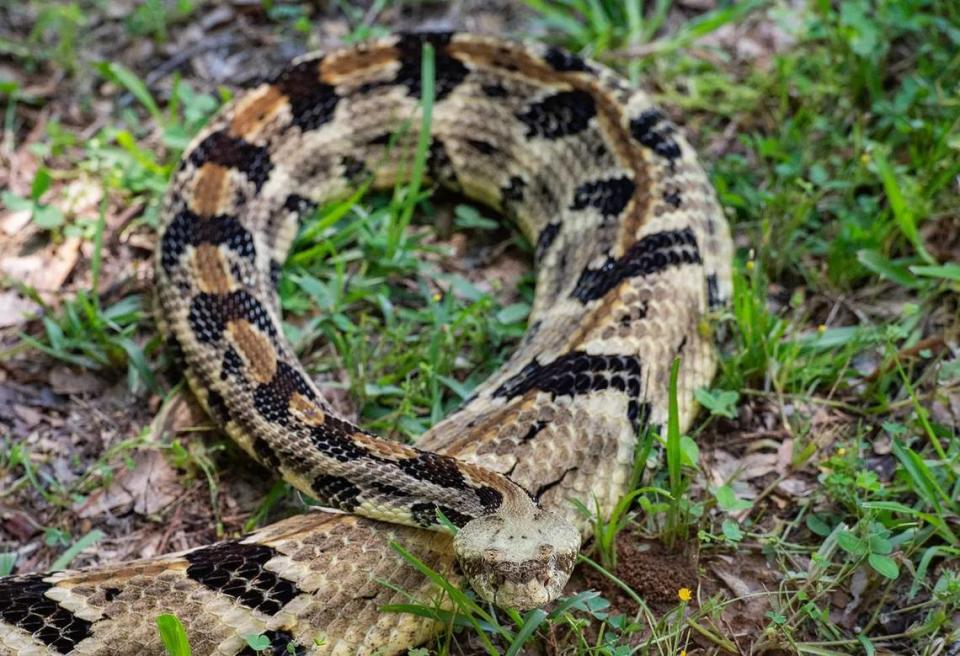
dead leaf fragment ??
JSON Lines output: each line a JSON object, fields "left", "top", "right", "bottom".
{"left": 740, "top": 452, "right": 780, "bottom": 480}
{"left": 13, "top": 403, "right": 44, "bottom": 428}
{"left": 76, "top": 449, "right": 181, "bottom": 518}
{"left": 0, "top": 291, "right": 40, "bottom": 328}
{"left": 1, "top": 237, "right": 81, "bottom": 293}
{"left": 776, "top": 476, "right": 812, "bottom": 497}
{"left": 0, "top": 508, "right": 41, "bottom": 542}
{"left": 48, "top": 366, "right": 107, "bottom": 396}
{"left": 0, "top": 209, "right": 31, "bottom": 236}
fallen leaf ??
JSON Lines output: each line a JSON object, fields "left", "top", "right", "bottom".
{"left": 712, "top": 562, "right": 753, "bottom": 598}
{"left": 76, "top": 449, "right": 181, "bottom": 518}
{"left": 708, "top": 554, "right": 778, "bottom": 638}
{"left": 13, "top": 403, "right": 44, "bottom": 429}
{"left": 48, "top": 366, "right": 107, "bottom": 396}
{"left": 776, "top": 476, "right": 812, "bottom": 497}
{"left": 740, "top": 452, "right": 780, "bottom": 480}
{"left": 1, "top": 237, "right": 81, "bottom": 292}
{"left": 0, "top": 209, "right": 32, "bottom": 236}
{"left": 842, "top": 566, "right": 870, "bottom": 628}
{"left": 776, "top": 437, "right": 794, "bottom": 473}
{"left": 0, "top": 291, "right": 40, "bottom": 328}
{"left": 0, "top": 508, "right": 41, "bottom": 541}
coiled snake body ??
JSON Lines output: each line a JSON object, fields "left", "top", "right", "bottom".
{"left": 0, "top": 33, "right": 732, "bottom": 656}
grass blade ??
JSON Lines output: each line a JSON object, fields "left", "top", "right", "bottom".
{"left": 156, "top": 614, "right": 192, "bottom": 656}
{"left": 393, "top": 40, "right": 435, "bottom": 252}
{"left": 99, "top": 62, "right": 163, "bottom": 123}
{"left": 51, "top": 529, "right": 105, "bottom": 571}
{"left": 873, "top": 150, "right": 933, "bottom": 263}
{"left": 890, "top": 439, "right": 948, "bottom": 513}
{"left": 388, "top": 541, "right": 511, "bottom": 653}
{"left": 505, "top": 608, "right": 548, "bottom": 656}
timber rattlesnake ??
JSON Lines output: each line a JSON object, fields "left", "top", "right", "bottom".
{"left": 0, "top": 32, "right": 732, "bottom": 656}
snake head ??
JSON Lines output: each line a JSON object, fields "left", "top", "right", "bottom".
{"left": 453, "top": 509, "right": 581, "bottom": 610}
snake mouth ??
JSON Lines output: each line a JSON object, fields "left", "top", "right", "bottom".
{"left": 493, "top": 554, "right": 578, "bottom": 609}
{"left": 458, "top": 551, "right": 578, "bottom": 610}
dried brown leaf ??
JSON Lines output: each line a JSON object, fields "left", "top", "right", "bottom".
{"left": 75, "top": 449, "right": 180, "bottom": 518}
{"left": 48, "top": 366, "right": 108, "bottom": 396}
{"left": 0, "top": 291, "right": 40, "bottom": 328}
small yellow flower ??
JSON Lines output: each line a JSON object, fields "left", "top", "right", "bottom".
{"left": 432, "top": 292, "right": 443, "bottom": 302}
{"left": 837, "top": 447, "right": 847, "bottom": 457}
{"left": 678, "top": 587, "right": 692, "bottom": 602}
{"left": 745, "top": 260, "right": 755, "bottom": 272}
{"left": 817, "top": 324, "right": 827, "bottom": 334}
{"left": 680, "top": 651, "right": 687, "bottom": 656}
{"left": 860, "top": 152, "right": 871, "bottom": 165}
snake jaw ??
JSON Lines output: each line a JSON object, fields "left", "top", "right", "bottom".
{"left": 453, "top": 509, "right": 581, "bottom": 610}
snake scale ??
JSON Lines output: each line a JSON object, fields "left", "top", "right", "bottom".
{"left": 0, "top": 32, "right": 732, "bottom": 655}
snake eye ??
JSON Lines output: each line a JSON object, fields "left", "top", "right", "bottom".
{"left": 484, "top": 548, "right": 504, "bottom": 562}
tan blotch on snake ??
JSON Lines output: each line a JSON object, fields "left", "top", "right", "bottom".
{"left": 0, "top": 32, "right": 732, "bottom": 656}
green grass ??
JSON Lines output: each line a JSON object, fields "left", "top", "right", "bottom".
{"left": 1, "top": 1, "right": 959, "bottom": 654}
{"left": 156, "top": 614, "right": 191, "bottom": 656}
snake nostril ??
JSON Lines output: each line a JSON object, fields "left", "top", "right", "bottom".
{"left": 538, "top": 544, "right": 554, "bottom": 559}
{"left": 484, "top": 548, "right": 503, "bottom": 562}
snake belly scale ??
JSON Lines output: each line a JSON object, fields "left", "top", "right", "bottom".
{"left": 0, "top": 32, "right": 732, "bottom": 656}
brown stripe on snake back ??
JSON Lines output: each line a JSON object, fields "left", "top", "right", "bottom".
{"left": 191, "top": 243, "right": 234, "bottom": 294}
{"left": 226, "top": 320, "right": 279, "bottom": 384}
{"left": 351, "top": 431, "right": 418, "bottom": 461}
{"left": 0, "top": 32, "right": 732, "bottom": 655}
{"left": 319, "top": 45, "right": 400, "bottom": 83}
{"left": 289, "top": 392, "right": 326, "bottom": 426}
{"left": 228, "top": 85, "right": 287, "bottom": 140}
{"left": 189, "top": 162, "right": 231, "bottom": 216}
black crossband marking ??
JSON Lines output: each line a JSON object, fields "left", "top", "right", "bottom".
{"left": 393, "top": 32, "right": 468, "bottom": 100}
{"left": 629, "top": 108, "right": 682, "bottom": 163}
{"left": 494, "top": 351, "right": 643, "bottom": 401}
{"left": 542, "top": 46, "right": 589, "bottom": 72}
{"left": 516, "top": 90, "right": 597, "bottom": 139}
{"left": 535, "top": 223, "right": 561, "bottom": 261}
{"left": 184, "top": 541, "right": 299, "bottom": 615}
{"left": 570, "top": 176, "right": 636, "bottom": 218}
{"left": 410, "top": 502, "right": 473, "bottom": 528}
{"left": 571, "top": 228, "right": 701, "bottom": 303}
{"left": 500, "top": 175, "right": 527, "bottom": 211}
{"left": 272, "top": 59, "right": 340, "bottom": 132}
{"left": 188, "top": 290, "right": 277, "bottom": 344}
{"left": 313, "top": 474, "right": 363, "bottom": 511}
{"left": 160, "top": 210, "right": 256, "bottom": 276}
{"left": 188, "top": 130, "right": 273, "bottom": 191}
{"left": 0, "top": 574, "right": 93, "bottom": 654}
